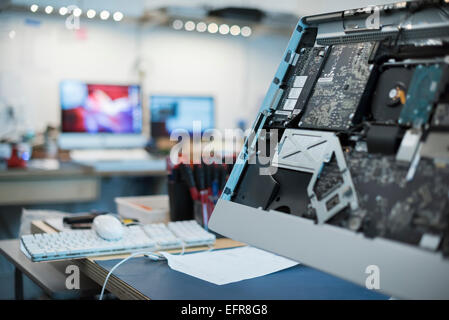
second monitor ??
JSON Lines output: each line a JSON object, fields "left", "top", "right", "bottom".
{"left": 150, "top": 95, "right": 215, "bottom": 138}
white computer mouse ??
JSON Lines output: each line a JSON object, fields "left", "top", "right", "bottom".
{"left": 92, "top": 215, "right": 124, "bottom": 241}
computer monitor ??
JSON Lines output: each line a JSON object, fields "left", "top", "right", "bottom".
{"left": 59, "top": 80, "right": 145, "bottom": 149}
{"left": 150, "top": 95, "right": 215, "bottom": 138}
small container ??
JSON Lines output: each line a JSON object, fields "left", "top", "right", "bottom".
{"left": 193, "top": 199, "right": 224, "bottom": 238}
{"left": 115, "top": 195, "right": 169, "bottom": 224}
{"left": 168, "top": 180, "right": 194, "bottom": 221}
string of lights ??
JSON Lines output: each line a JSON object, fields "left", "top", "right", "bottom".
{"left": 29, "top": 4, "right": 124, "bottom": 22}
{"left": 172, "top": 19, "right": 252, "bottom": 37}
{"left": 27, "top": 4, "right": 252, "bottom": 36}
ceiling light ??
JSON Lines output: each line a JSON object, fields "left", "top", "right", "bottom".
{"left": 219, "top": 24, "right": 230, "bottom": 35}
{"left": 59, "top": 7, "right": 68, "bottom": 16}
{"left": 230, "top": 25, "right": 241, "bottom": 36}
{"left": 44, "top": 6, "right": 53, "bottom": 14}
{"left": 73, "top": 8, "right": 82, "bottom": 17}
{"left": 185, "top": 21, "right": 195, "bottom": 31}
{"left": 113, "top": 12, "right": 123, "bottom": 22}
{"left": 30, "top": 4, "right": 38, "bottom": 13}
{"left": 100, "top": 10, "right": 110, "bottom": 20}
{"left": 172, "top": 20, "right": 183, "bottom": 30}
{"left": 207, "top": 23, "right": 218, "bottom": 34}
{"left": 241, "top": 26, "right": 252, "bottom": 37}
{"left": 8, "top": 30, "right": 16, "bottom": 39}
{"left": 196, "top": 22, "right": 207, "bottom": 32}
{"left": 86, "top": 9, "right": 96, "bottom": 19}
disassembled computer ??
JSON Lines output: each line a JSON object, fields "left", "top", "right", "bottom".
{"left": 209, "top": 0, "right": 449, "bottom": 299}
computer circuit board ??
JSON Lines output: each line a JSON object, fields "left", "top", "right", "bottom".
{"left": 231, "top": 34, "right": 449, "bottom": 256}
{"left": 299, "top": 42, "right": 375, "bottom": 130}
{"left": 344, "top": 150, "right": 449, "bottom": 254}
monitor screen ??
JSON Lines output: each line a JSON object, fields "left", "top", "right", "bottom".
{"left": 60, "top": 80, "right": 142, "bottom": 134}
{"left": 150, "top": 95, "right": 215, "bottom": 137}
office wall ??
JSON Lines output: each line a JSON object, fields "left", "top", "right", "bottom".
{"left": 0, "top": 12, "right": 290, "bottom": 135}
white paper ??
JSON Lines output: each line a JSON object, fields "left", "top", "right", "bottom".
{"left": 160, "top": 246, "right": 299, "bottom": 285}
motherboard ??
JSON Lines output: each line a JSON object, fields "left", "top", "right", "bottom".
{"left": 299, "top": 42, "right": 374, "bottom": 130}
{"left": 231, "top": 21, "right": 449, "bottom": 257}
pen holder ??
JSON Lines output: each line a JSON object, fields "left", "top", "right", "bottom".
{"left": 194, "top": 199, "right": 224, "bottom": 238}
{"left": 168, "top": 180, "right": 194, "bottom": 221}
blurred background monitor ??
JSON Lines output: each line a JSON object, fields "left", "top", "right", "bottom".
{"left": 150, "top": 95, "right": 215, "bottom": 138}
{"left": 58, "top": 80, "right": 145, "bottom": 149}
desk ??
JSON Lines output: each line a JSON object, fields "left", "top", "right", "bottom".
{"left": 0, "top": 162, "right": 98, "bottom": 205}
{"left": 0, "top": 159, "right": 167, "bottom": 206}
{"left": 6, "top": 221, "right": 387, "bottom": 300}
{"left": 29, "top": 220, "right": 244, "bottom": 300}
{"left": 0, "top": 239, "right": 100, "bottom": 299}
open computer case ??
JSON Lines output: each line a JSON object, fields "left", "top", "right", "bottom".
{"left": 209, "top": 0, "right": 449, "bottom": 299}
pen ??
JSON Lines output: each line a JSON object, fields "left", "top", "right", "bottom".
{"left": 179, "top": 163, "right": 199, "bottom": 201}
{"left": 212, "top": 163, "right": 220, "bottom": 202}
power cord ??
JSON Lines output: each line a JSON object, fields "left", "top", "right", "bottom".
{"left": 99, "top": 251, "right": 161, "bottom": 300}
{"left": 99, "top": 242, "right": 213, "bottom": 300}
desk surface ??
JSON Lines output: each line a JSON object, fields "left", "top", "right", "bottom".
{"left": 96, "top": 256, "right": 388, "bottom": 300}
{"left": 29, "top": 220, "right": 389, "bottom": 300}
{"left": 0, "top": 159, "right": 167, "bottom": 179}
{"left": 31, "top": 220, "right": 244, "bottom": 300}
{"left": 0, "top": 160, "right": 166, "bottom": 205}
{"left": 0, "top": 162, "right": 92, "bottom": 180}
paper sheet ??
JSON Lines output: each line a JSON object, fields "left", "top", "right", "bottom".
{"left": 160, "top": 246, "right": 298, "bottom": 285}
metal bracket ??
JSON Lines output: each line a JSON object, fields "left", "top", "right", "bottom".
{"left": 273, "top": 129, "right": 359, "bottom": 224}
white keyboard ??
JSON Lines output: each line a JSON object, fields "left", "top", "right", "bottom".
{"left": 142, "top": 223, "right": 183, "bottom": 249}
{"left": 21, "top": 220, "right": 215, "bottom": 262}
{"left": 142, "top": 221, "right": 216, "bottom": 249}
{"left": 168, "top": 220, "right": 216, "bottom": 247}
